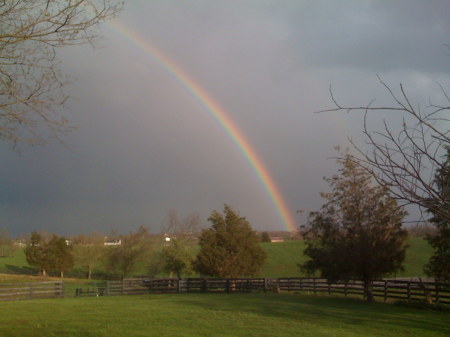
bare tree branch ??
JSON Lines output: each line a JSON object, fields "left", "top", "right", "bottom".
{"left": 319, "top": 77, "right": 450, "bottom": 223}
{"left": 0, "top": 0, "right": 123, "bottom": 147}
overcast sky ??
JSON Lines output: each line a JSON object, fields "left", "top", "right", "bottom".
{"left": 1, "top": 0, "right": 449, "bottom": 236}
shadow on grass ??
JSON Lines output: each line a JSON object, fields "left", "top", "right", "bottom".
{"left": 3, "top": 265, "right": 37, "bottom": 275}
{"left": 172, "top": 293, "right": 450, "bottom": 335}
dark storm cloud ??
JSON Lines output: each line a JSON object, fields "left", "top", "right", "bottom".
{"left": 1, "top": 1, "right": 449, "bottom": 235}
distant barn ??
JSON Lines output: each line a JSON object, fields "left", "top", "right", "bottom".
{"left": 270, "top": 237, "right": 284, "bottom": 243}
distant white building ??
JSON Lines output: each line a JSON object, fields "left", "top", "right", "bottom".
{"left": 104, "top": 239, "right": 122, "bottom": 246}
{"left": 270, "top": 237, "right": 284, "bottom": 243}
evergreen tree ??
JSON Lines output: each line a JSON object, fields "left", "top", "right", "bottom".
{"left": 25, "top": 232, "right": 74, "bottom": 278}
{"left": 425, "top": 149, "right": 450, "bottom": 282}
{"left": 300, "top": 153, "right": 408, "bottom": 301}
{"left": 25, "top": 231, "right": 49, "bottom": 276}
{"left": 46, "top": 236, "right": 74, "bottom": 278}
{"left": 194, "top": 205, "right": 267, "bottom": 278}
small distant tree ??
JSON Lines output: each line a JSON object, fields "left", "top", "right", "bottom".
{"left": 194, "top": 205, "right": 267, "bottom": 278}
{"left": 300, "top": 153, "right": 408, "bottom": 301}
{"left": 424, "top": 149, "right": 450, "bottom": 282}
{"left": 0, "top": 228, "right": 16, "bottom": 257}
{"left": 73, "top": 233, "right": 105, "bottom": 279}
{"left": 25, "top": 232, "right": 74, "bottom": 277}
{"left": 25, "top": 231, "right": 49, "bottom": 276}
{"left": 160, "top": 239, "right": 193, "bottom": 278}
{"left": 261, "top": 232, "right": 271, "bottom": 243}
{"left": 46, "top": 236, "right": 74, "bottom": 278}
{"left": 105, "top": 226, "right": 152, "bottom": 278}
{"left": 162, "top": 209, "right": 203, "bottom": 243}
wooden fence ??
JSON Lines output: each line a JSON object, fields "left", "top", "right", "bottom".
{"left": 74, "top": 277, "right": 450, "bottom": 304}
{"left": 0, "top": 281, "right": 64, "bottom": 301}
{"left": 277, "top": 278, "right": 450, "bottom": 304}
{"left": 98, "top": 278, "right": 268, "bottom": 296}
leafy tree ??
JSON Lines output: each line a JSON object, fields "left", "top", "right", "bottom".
{"left": 24, "top": 231, "right": 49, "bottom": 276}
{"left": 194, "top": 205, "right": 267, "bottom": 278}
{"left": 25, "top": 232, "right": 74, "bottom": 277}
{"left": 46, "top": 235, "right": 74, "bottom": 278}
{"left": 261, "top": 232, "right": 271, "bottom": 243}
{"left": 73, "top": 233, "right": 105, "bottom": 279}
{"left": 424, "top": 149, "right": 450, "bottom": 282}
{"left": 159, "top": 239, "right": 193, "bottom": 278}
{"left": 0, "top": 0, "right": 122, "bottom": 146}
{"left": 105, "top": 225, "right": 152, "bottom": 278}
{"left": 300, "top": 153, "right": 408, "bottom": 301}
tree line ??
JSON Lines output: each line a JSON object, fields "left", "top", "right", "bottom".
{"left": 21, "top": 206, "right": 267, "bottom": 280}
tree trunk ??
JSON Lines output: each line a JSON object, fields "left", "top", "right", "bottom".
{"left": 364, "top": 280, "right": 374, "bottom": 302}
{"left": 88, "top": 266, "right": 92, "bottom": 280}
{"left": 60, "top": 271, "right": 64, "bottom": 279}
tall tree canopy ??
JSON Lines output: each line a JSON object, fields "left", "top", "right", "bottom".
{"left": 300, "top": 153, "right": 408, "bottom": 301}
{"left": 194, "top": 205, "right": 267, "bottom": 278}
{"left": 0, "top": 0, "right": 122, "bottom": 146}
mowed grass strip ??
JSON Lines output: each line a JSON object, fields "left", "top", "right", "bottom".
{"left": 0, "top": 293, "right": 448, "bottom": 337}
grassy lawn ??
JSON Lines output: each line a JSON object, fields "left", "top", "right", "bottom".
{"left": 259, "top": 237, "right": 433, "bottom": 278}
{"left": 0, "top": 293, "right": 448, "bottom": 337}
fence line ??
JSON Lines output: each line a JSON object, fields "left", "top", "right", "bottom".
{"left": 73, "top": 277, "right": 450, "bottom": 304}
{"left": 0, "top": 281, "right": 64, "bottom": 301}
{"left": 277, "top": 278, "right": 450, "bottom": 304}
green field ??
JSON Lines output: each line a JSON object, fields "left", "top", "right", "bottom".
{"left": 0, "top": 293, "right": 448, "bottom": 337}
{"left": 0, "top": 237, "right": 433, "bottom": 280}
{"left": 259, "top": 237, "right": 433, "bottom": 278}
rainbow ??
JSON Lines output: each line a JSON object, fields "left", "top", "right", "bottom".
{"left": 107, "top": 20, "right": 297, "bottom": 232}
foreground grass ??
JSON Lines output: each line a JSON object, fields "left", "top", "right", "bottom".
{"left": 0, "top": 293, "right": 448, "bottom": 337}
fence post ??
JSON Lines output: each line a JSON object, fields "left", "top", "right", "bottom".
{"left": 435, "top": 283, "right": 440, "bottom": 303}
{"left": 313, "top": 278, "right": 317, "bottom": 295}
{"left": 29, "top": 283, "right": 33, "bottom": 300}
{"left": 202, "top": 278, "right": 207, "bottom": 293}
{"left": 384, "top": 280, "right": 387, "bottom": 302}
{"left": 407, "top": 281, "right": 411, "bottom": 302}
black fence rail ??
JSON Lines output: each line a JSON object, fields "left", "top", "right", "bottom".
{"left": 102, "top": 278, "right": 270, "bottom": 296}
{"left": 71, "top": 277, "right": 450, "bottom": 304}
{"left": 277, "top": 278, "right": 450, "bottom": 304}
{"left": 0, "top": 281, "right": 64, "bottom": 301}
